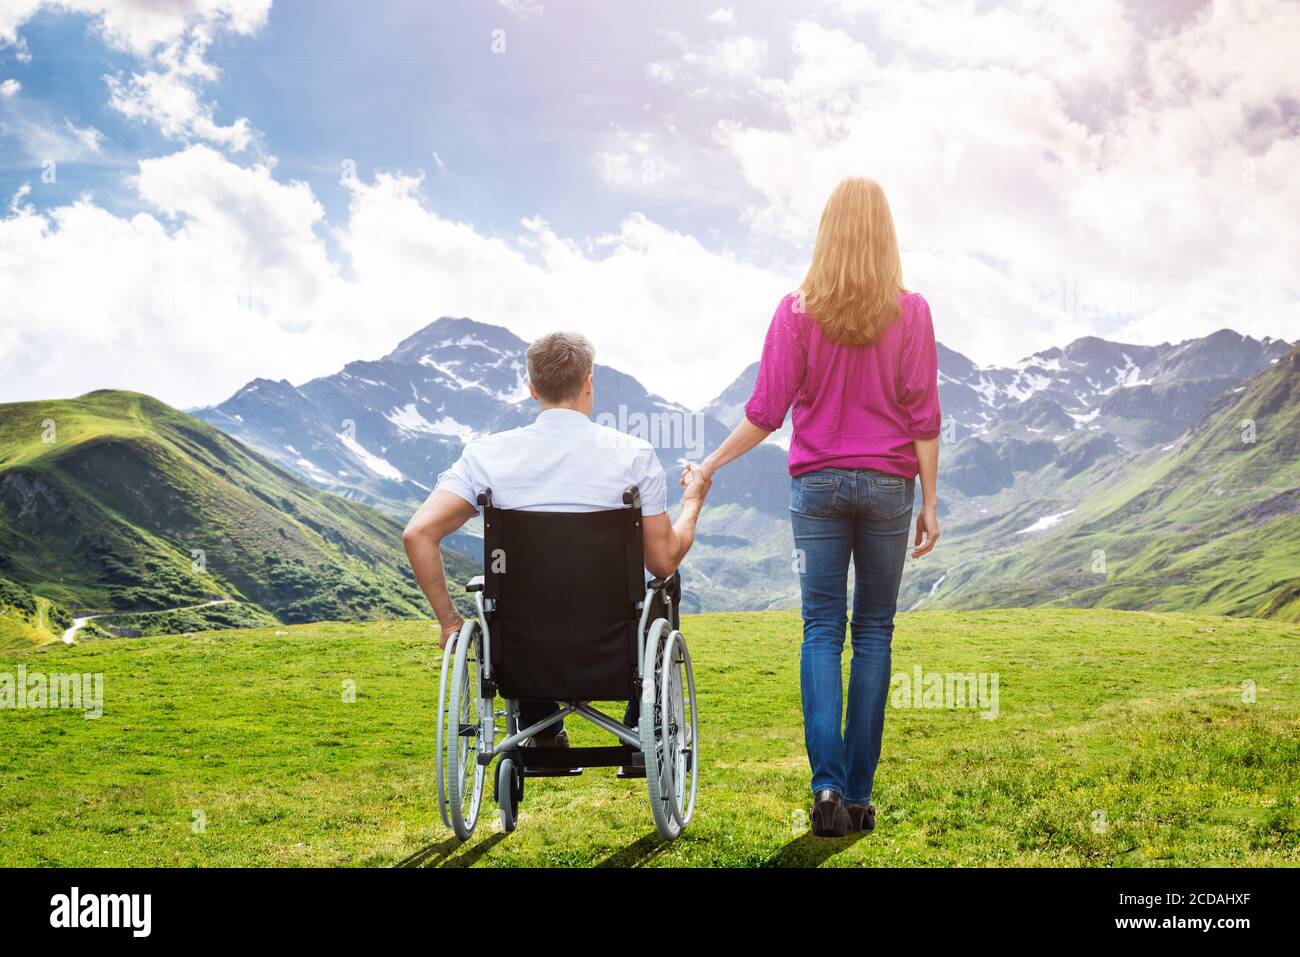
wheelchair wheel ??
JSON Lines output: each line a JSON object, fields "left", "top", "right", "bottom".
{"left": 640, "top": 619, "right": 683, "bottom": 840}
{"left": 497, "top": 757, "right": 519, "bottom": 832}
{"left": 434, "top": 634, "right": 457, "bottom": 829}
{"left": 443, "top": 620, "right": 494, "bottom": 840}
{"left": 660, "top": 629, "right": 699, "bottom": 830}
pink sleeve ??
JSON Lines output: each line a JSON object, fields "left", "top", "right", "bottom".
{"left": 896, "top": 294, "right": 942, "bottom": 439}
{"left": 744, "top": 297, "right": 807, "bottom": 432}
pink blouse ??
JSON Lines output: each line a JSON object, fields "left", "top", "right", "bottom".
{"left": 744, "top": 291, "right": 942, "bottom": 478}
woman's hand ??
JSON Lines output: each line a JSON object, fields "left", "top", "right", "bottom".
{"left": 679, "top": 459, "right": 715, "bottom": 489}
{"left": 912, "top": 505, "right": 941, "bottom": 558}
{"left": 680, "top": 463, "right": 713, "bottom": 504}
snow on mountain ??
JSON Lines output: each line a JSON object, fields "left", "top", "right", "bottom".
{"left": 194, "top": 316, "right": 791, "bottom": 521}
{"left": 700, "top": 329, "right": 1289, "bottom": 499}
{"left": 194, "top": 317, "right": 1289, "bottom": 613}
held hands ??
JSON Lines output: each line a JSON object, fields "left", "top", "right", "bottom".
{"left": 678, "top": 462, "right": 713, "bottom": 504}
{"left": 912, "top": 505, "right": 941, "bottom": 559}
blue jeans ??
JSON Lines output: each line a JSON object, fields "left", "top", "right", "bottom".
{"left": 791, "top": 468, "right": 914, "bottom": 804}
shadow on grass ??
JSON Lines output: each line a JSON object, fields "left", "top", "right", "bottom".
{"left": 597, "top": 832, "right": 672, "bottom": 868}
{"left": 396, "top": 832, "right": 508, "bottom": 868}
{"left": 763, "top": 830, "right": 868, "bottom": 867}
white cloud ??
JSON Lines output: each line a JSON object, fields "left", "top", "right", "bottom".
{"left": 106, "top": 37, "right": 253, "bottom": 150}
{"left": 338, "top": 173, "right": 783, "bottom": 409}
{"left": 596, "top": 127, "right": 672, "bottom": 187}
{"left": 1, "top": 0, "right": 271, "bottom": 55}
{"left": 0, "top": 98, "right": 106, "bottom": 163}
{"left": 652, "top": 28, "right": 768, "bottom": 88}
{"left": 9, "top": 183, "right": 31, "bottom": 212}
{"left": 2, "top": 0, "right": 1296, "bottom": 417}
{"left": 4, "top": 1, "right": 267, "bottom": 150}
{"left": 706, "top": 8, "right": 736, "bottom": 27}
{"left": 0, "top": 78, "right": 19, "bottom": 97}
{"left": 64, "top": 117, "right": 104, "bottom": 153}
{"left": 653, "top": 5, "right": 1300, "bottom": 363}
{"left": 496, "top": 0, "right": 543, "bottom": 19}
{"left": 0, "top": 146, "right": 789, "bottom": 409}
{"left": 0, "top": 144, "right": 340, "bottom": 408}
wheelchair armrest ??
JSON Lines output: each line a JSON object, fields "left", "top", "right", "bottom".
{"left": 465, "top": 575, "right": 485, "bottom": 593}
{"left": 646, "top": 577, "right": 668, "bottom": 591}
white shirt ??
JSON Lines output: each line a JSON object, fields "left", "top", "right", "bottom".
{"left": 435, "top": 408, "right": 668, "bottom": 516}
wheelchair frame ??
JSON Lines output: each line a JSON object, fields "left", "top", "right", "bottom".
{"left": 435, "top": 486, "right": 699, "bottom": 842}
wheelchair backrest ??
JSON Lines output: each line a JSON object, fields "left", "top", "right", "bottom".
{"left": 479, "top": 490, "right": 646, "bottom": 701}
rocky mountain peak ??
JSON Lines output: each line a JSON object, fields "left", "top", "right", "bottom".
{"left": 384, "top": 316, "right": 528, "bottom": 365}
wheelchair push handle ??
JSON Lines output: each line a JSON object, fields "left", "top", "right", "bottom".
{"left": 621, "top": 484, "right": 641, "bottom": 508}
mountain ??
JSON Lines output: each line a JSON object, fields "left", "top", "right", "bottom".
{"left": 914, "top": 343, "right": 1300, "bottom": 620}
{"left": 0, "top": 391, "right": 476, "bottom": 649}
{"left": 196, "top": 317, "right": 796, "bottom": 610}
{"left": 196, "top": 320, "right": 534, "bottom": 515}
{"left": 195, "top": 317, "right": 1293, "bottom": 617}
{"left": 696, "top": 329, "right": 1293, "bottom": 616}
{"left": 196, "top": 316, "right": 791, "bottom": 515}
{"left": 709, "top": 329, "right": 1290, "bottom": 494}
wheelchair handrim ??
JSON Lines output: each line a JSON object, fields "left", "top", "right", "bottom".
{"left": 446, "top": 622, "right": 488, "bottom": 839}
{"left": 435, "top": 633, "right": 457, "bottom": 829}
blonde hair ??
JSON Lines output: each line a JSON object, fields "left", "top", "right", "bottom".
{"left": 798, "top": 177, "right": 904, "bottom": 346}
{"left": 526, "top": 331, "right": 594, "bottom": 402}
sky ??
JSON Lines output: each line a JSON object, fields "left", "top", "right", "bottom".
{"left": 0, "top": 0, "right": 1297, "bottom": 410}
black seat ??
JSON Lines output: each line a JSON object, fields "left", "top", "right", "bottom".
{"left": 479, "top": 497, "right": 646, "bottom": 702}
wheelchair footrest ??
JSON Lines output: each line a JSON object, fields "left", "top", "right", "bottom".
{"left": 523, "top": 765, "right": 584, "bottom": 778}
{"left": 521, "top": 745, "right": 639, "bottom": 773}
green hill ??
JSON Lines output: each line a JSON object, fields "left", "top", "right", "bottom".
{"left": 925, "top": 345, "right": 1300, "bottom": 621}
{"left": 0, "top": 391, "right": 473, "bottom": 649}
{"left": 0, "top": 609, "right": 1294, "bottom": 866}
{"left": 0, "top": 577, "right": 74, "bottom": 646}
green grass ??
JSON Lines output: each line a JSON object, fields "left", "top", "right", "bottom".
{"left": 0, "top": 390, "right": 477, "bottom": 649}
{"left": 1, "top": 609, "right": 1296, "bottom": 867}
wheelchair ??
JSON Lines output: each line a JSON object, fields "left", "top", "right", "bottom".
{"left": 435, "top": 485, "right": 699, "bottom": 842}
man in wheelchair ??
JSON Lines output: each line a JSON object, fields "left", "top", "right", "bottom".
{"left": 402, "top": 331, "right": 710, "bottom": 839}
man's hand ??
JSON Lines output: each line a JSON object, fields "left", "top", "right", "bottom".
{"left": 437, "top": 614, "right": 466, "bottom": 649}
{"left": 645, "top": 463, "right": 711, "bottom": 578}
{"left": 680, "top": 462, "right": 712, "bottom": 503}
{"left": 912, "top": 505, "right": 941, "bottom": 558}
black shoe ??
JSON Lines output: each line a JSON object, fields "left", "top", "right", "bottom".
{"left": 522, "top": 727, "right": 578, "bottom": 776}
{"left": 845, "top": 802, "right": 875, "bottom": 832}
{"left": 810, "top": 789, "right": 850, "bottom": 837}
{"left": 522, "top": 727, "right": 569, "bottom": 749}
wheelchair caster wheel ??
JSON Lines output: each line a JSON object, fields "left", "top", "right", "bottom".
{"left": 497, "top": 757, "right": 520, "bottom": 832}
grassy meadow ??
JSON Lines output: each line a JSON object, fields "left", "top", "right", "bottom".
{"left": 0, "top": 609, "right": 1296, "bottom": 867}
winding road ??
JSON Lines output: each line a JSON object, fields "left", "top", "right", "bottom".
{"left": 60, "top": 599, "right": 233, "bottom": 645}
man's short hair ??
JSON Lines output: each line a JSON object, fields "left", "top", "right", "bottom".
{"left": 526, "top": 331, "right": 595, "bottom": 403}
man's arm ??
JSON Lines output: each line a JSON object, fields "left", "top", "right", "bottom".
{"left": 402, "top": 490, "right": 479, "bottom": 647}
{"left": 643, "top": 466, "right": 711, "bottom": 579}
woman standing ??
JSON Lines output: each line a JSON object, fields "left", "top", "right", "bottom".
{"left": 687, "top": 178, "right": 942, "bottom": 838}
